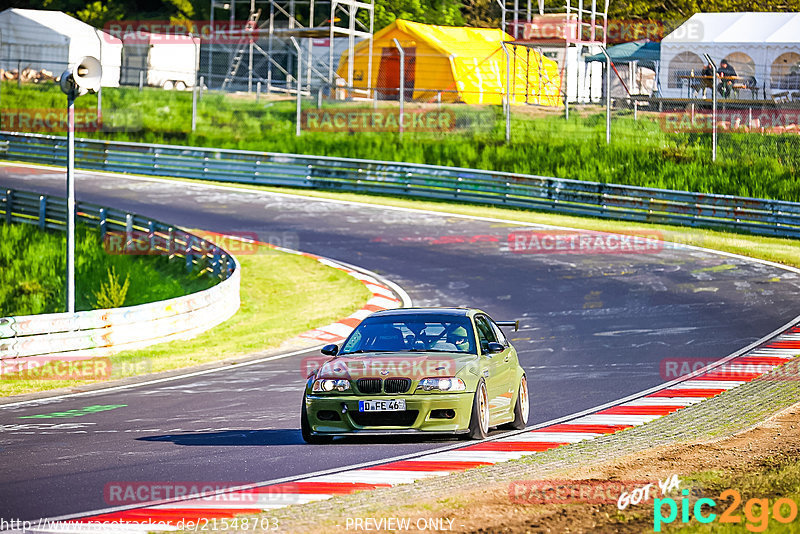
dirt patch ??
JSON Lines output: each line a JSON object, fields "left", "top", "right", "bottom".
{"left": 300, "top": 403, "right": 800, "bottom": 534}
{"left": 428, "top": 403, "right": 800, "bottom": 533}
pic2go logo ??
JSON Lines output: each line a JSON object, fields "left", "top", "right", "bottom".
{"left": 654, "top": 489, "right": 799, "bottom": 532}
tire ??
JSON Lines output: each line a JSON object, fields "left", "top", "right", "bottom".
{"left": 507, "top": 375, "right": 529, "bottom": 430}
{"left": 162, "top": 80, "right": 174, "bottom": 90}
{"left": 301, "top": 394, "right": 333, "bottom": 444}
{"left": 467, "top": 379, "right": 490, "bottom": 440}
{"left": 174, "top": 81, "right": 187, "bottom": 91}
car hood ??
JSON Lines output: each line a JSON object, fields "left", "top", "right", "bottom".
{"left": 315, "top": 351, "right": 479, "bottom": 381}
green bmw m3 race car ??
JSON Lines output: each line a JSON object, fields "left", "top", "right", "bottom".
{"left": 301, "top": 308, "right": 529, "bottom": 443}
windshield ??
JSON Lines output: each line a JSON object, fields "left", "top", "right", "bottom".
{"left": 340, "top": 314, "right": 476, "bottom": 355}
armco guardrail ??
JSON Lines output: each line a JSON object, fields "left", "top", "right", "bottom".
{"left": 1, "top": 131, "right": 799, "bottom": 238}
{"left": 1, "top": 188, "right": 240, "bottom": 362}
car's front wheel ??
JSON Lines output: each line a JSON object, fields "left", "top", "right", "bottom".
{"left": 507, "top": 374, "right": 529, "bottom": 430}
{"left": 467, "top": 379, "right": 490, "bottom": 439}
{"left": 301, "top": 394, "right": 333, "bottom": 444}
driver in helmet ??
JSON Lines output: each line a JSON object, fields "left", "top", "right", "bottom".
{"left": 447, "top": 325, "right": 470, "bottom": 352}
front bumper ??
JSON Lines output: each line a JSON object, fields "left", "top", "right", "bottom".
{"left": 305, "top": 392, "right": 473, "bottom": 434}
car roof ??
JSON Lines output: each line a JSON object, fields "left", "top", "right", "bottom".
{"left": 369, "top": 307, "right": 474, "bottom": 318}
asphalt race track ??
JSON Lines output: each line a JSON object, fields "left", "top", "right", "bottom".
{"left": 1, "top": 164, "right": 799, "bottom": 521}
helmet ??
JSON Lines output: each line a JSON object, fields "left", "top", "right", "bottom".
{"left": 450, "top": 326, "right": 469, "bottom": 345}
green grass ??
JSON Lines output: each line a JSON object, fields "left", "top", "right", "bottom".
{"left": 0, "top": 241, "right": 372, "bottom": 397}
{"left": 668, "top": 453, "right": 800, "bottom": 533}
{"left": 0, "top": 222, "right": 214, "bottom": 316}
{"left": 3, "top": 81, "right": 800, "bottom": 202}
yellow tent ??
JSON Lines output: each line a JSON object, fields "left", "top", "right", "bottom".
{"left": 337, "top": 19, "right": 562, "bottom": 106}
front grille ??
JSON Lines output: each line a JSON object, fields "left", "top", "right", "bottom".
{"left": 350, "top": 410, "right": 419, "bottom": 427}
{"left": 384, "top": 378, "right": 411, "bottom": 394}
{"left": 357, "top": 378, "right": 383, "bottom": 394}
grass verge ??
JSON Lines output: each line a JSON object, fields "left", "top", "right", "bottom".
{"left": 3, "top": 82, "right": 800, "bottom": 201}
{"left": 0, "top": 242, "right": 371, "bottom": 397}
{"left": 0, "top": 222, "right": 215, "bottom": 316}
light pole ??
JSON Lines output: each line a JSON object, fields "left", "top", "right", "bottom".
{"left": 496, "top": 0, "right": 507, "bottom": 34}
{"left": 60, "top": 56, "right": 102, "bottom": 313}
{"left": 704, "top": 54, "right": 718, "bottom": 162}
{"left": 600, "top": 47, "right": 611, "bottom": 145}
{"left": 501, "top": 42, "right": 511, "bottom": 143}
{"left": 392, "top": 38, "right": 405, "bottom": 137}
{"left": 290, "top": 37, "right": 301, "bottom": 137}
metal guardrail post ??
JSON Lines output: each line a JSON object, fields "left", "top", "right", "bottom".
{"left": 213, "top": 251, "right": 221, "bottom": 277}
{"left": 125, "top": 213, "right": 133, "bottom": 252}
{"left": 38, "top": 195, "right": 46, "bottom": 230}
{"left": 148, "top": 221, "right": 156, "bottom": 253}
{"left": 185, "top": 235, "right": 194, "bottom": 272}
{"left": 99, "top": 208, "right": 107, "bottom": 238}
{"left": 168, "top": 227, "right": 175, "bottom": 258}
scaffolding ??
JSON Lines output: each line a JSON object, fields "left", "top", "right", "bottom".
{"left": 207, "top": 0, "right": 373, "bottom": 94}
{"left": 508, "top": 0, "right": 608, "bottom": 103}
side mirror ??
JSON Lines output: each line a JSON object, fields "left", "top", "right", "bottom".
{"left": 321, "top": 344, "right": 339, "bottom": 356}
{"left": 486, "top": 342, "right": 505, "bottom": 354}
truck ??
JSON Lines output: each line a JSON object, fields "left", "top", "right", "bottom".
{"left": 120, "top": 33, "right": 199, "bottom": 90}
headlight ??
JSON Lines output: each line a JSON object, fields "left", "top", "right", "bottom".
{"left": 312, "top": 378, "right": 351, "bottom": 392}
{"left": 417, "top": 377, "right": 466, "bottom": 392}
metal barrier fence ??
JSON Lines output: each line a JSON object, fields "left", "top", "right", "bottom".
{"left": 1, "top": 130, "right": 799, "bottom": 238}
{"left": 1, "top": 187, "right": 240, "bottom": 361}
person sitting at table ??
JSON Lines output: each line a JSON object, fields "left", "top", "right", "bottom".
{"left": 717, "top": 59, "right": 737, "bottom": 97}
{"left": 698, "top": 62, "right": 714, "bottom": 98}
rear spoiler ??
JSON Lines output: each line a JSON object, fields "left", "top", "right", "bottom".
{"left": 496, "top": 320, "right": 519, "bottom": 332}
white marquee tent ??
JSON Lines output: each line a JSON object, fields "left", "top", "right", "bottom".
{"left": 660, "top": 12, "right": 800, "bottom": 98}
{"left": 0, "top": 8, "right": 122, "bottom": 87}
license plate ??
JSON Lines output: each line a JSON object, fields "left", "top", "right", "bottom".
{"left": 359, "top": 399, "right": 406, "bottom": 412}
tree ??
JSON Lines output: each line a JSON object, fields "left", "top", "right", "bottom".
{"left": 461, "top": 0, "right": 500, "bottom": 28}
{"left": 373, "top": 0, "right": 464, "bottom": 30}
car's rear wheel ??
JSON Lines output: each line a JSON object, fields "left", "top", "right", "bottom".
{"left": 301, "top": 394, "right": 333, "bottom": 444}
{"left": 507, "top": 374, "right": 529, "bottom": 430}
{"left": 467, "top": 379, "right": 489, "bottom": 439}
